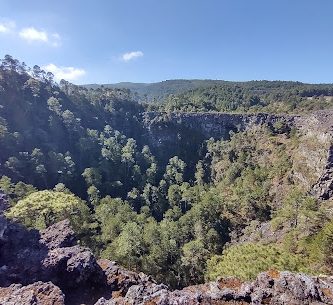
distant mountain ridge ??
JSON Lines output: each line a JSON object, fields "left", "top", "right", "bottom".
{"left": 83, "top": 79, "right": 233, "bottom": 101}
{"left": 83, "top": 79, "right": 333, "bottom": 102}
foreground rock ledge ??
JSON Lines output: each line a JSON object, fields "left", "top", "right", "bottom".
{"left": 0, "top": 281, "right": 65, "bottom": 305}
{"left": 94, "top": 267, "right": 333, "bottom": 305}
{"left": 1, "top": 209, "right": 333, "bottom": 304}
{"left": 2, "top": 269, "right": 333, "bottom": 305}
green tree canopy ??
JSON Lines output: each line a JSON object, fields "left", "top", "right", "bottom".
{"left": 6, "top": 190, "right": 91, "bottom": 231}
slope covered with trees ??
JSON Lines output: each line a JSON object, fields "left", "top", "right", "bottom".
{"left": 84, "top": 79, "right": 228, "bottom": 102}
{"left": 87, "top": 79, "right": 333, "bottom": 113}
{"left": 151, "top": 81, "right": 333, "bottom": 113}
{"left": 1, "top": 55, "right": 333, "bottom": 289}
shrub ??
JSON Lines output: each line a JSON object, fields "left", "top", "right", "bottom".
{"left": 6, "top": 190, "right": 91, "bottom": 231}
{"left": 206, "top": 243, "right": 309, "bottom": 281}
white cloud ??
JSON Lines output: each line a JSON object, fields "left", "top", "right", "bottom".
{"left": 0, "top": 21, "right": 16, "bottom": 33}
{"left": 43, "top": 63, "right": 86, "bottom": 81}
{"left": 0, "top": 19, "right": 62, "bottom": 47}
{"left": 19, "top": 27, "right": 48, "bottom": 42}
{"left": 19, "top": 27, "right": 61, "bottom": 46}
{"left": 121, "top": 51, "right": 144, "bottom": 62}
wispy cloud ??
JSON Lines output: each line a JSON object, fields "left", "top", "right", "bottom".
{"left": 50, "top": 33, "right": 61, "bottom": 47}
{"left": 43, "top": 63, "right": 86, "bottom": 81}
{"left": 121, "top": 51, "right": 144, "bottom": 62}
{"left": 0, "top": 21, "right": 16, "bottom": 33}
{"left": 19, "top": 27, "right": 61, "bottom": 46}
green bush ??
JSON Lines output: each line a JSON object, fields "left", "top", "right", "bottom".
{"left": 206, "top": 243, "right": 309, "bottom": 281}
{"left": 6, "top": 190, "right": 91, "bottom": 231}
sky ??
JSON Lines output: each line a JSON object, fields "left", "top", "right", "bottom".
{"left": 0, "top": 0, "right": 333, "bottom": 84}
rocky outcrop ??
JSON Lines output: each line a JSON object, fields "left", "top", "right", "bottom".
{"left": 43, "top": 245, "right": 104, "bottom": 288}
{"left": 294, "top": 109, "right": 333, "bottom": 200}
{"left": 97, "top": 259, "right": 155, "bottom": 295}
{"left": 142, "top": 110, "right": 333, "bottom": 146}
{"left": 0, "top": 193, "right": 8, "bottom": 214}
{"left": 0, "top": 282, "right": 65, "bottom": 305}
{"left": 310, "top": 147, "right": 333, "bottom": 200}
{"left": 0, "top": 202, "right": 107, "bottom": 304}
{"left": 95, "top": 270, "right": 333, "bottom": 305}
{"left": 142, "top": 111, "right": 296, "bottom": 146}
{"left": 0, "top": 216, "right": 104, "bottom": 289}
{"left": 40, "top": 219, "right": 76, "bottom": 250}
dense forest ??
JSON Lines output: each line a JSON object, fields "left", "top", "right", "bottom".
{"left": 1, "top": 55, "right": 333, "bottom": 289}
{"left": 91, "top": 79, "right": 333, "bottom": 113}
{"left": 149, "top": 81, "right": 333, "bottom": 113}
{"left": 84, "top": 80, "right": 229, "bottom": 102}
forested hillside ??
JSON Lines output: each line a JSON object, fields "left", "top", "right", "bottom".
{"left": 152, "top": 81, "right": 333, "bottom": 113}
{"left": 88, "top": 79, "right": 333, "bottom": 113}
{"left": 2, "top": 55, "right": 333, "bottom": 289}
{"left": 84, "top": 79, "right": 227, "bottom": 102}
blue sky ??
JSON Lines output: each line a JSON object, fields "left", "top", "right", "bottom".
{"left": 0, "top": 0, "right": 332, "bottom": 84}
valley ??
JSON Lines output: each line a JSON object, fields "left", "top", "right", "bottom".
{"left": 1, "top": 56, "right": 333, "bottom": 304}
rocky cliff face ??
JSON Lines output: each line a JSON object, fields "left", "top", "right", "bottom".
{"left": 1, "top": 193, "right": 333, "bottom": 305}
{"left": 142, "top": 110, "right": 333, "bottom": 200}
{"left": 142, "top": 111, "right": 296, "bottom": 145}
{"left": 295, "top": 110, "right": 333, "bottom": 199}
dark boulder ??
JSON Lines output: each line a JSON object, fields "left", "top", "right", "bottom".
{"left": 43, "top": 245, "right": 105, "bottom": 287}
{"left": 40, "top": 219, "right": 76, "bottom": 250}
{"left": 98, "top": 259, "right": 150, "bottom": 295}
{"left": 0, "top": 216, "right": 105, "bottom": 293}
